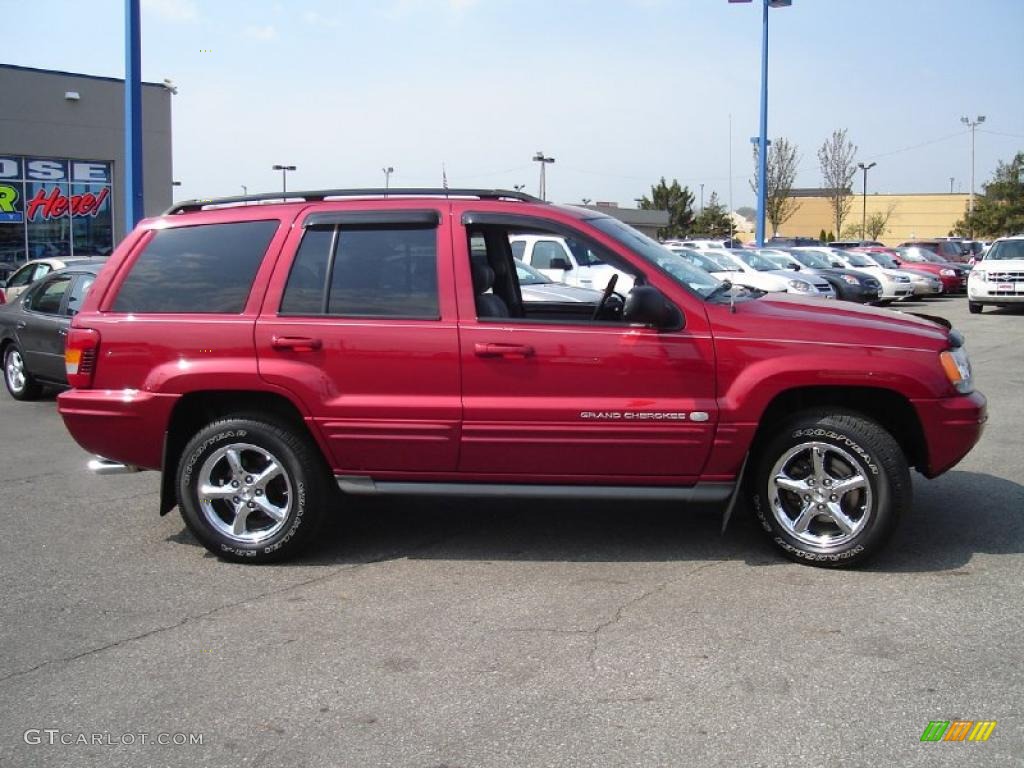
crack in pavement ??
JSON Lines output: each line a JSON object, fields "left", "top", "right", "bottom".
{"left": 0, "top": 530, "right": 462, "bottom": 687}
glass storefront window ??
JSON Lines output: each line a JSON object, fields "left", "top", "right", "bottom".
{"left": 0, "top": 156, "right": 114, "bottom": 263}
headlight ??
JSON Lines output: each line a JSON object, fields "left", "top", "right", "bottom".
{"left": 939, "top": 268, "right": 955, "bottom": 276}
{"left": 787, "top": 280, "right": 812, "bottom": 293}
{"left": 841, "top": 275, "right": 860, "bottom": 284}
{"left": 940, "top": 346, "right": 973, "bottom": 394}
{"left": 973, "top": 270, "right": 986, "bottom": 280}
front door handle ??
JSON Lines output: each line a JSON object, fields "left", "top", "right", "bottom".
{"left": 474, "top": 342, "right": 535, "bottom": 358}
{"left": 271, "top": 336, "right": 323, "bottom": 352}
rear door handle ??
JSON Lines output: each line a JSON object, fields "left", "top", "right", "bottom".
{"left": 474, "top": 343, "right": 534, "bottom": 358}
{"left": 271, "top": 336, "right": 323, "bottom": 352}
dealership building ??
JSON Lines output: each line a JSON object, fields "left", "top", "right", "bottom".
{"left": 0, "top": 64, "right": 173, "bottom": 264}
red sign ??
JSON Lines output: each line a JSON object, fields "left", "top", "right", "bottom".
{"left": 26, "top": 186, "right": 109, "bottom": 221}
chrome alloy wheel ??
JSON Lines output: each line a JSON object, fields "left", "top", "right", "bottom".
{"left": 5, "top": 349, "right": 26, "bottom": 394}
{"left": 768, "top": 441, "right": 873, "bottom": 549}
{"left": 197, "top": 443, "right": 292, "bottom": 544}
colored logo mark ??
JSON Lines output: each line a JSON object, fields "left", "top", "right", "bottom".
{"left": 920, "top": 720, "right": 997, "bottom": 742}
{"left": 0, "top": 184, "right": 22, "bottom": 222}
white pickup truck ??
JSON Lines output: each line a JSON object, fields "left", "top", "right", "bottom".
{"left": 510, "top": 234, "right": 635, "bottom": 293}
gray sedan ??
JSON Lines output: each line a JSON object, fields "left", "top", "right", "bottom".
{"left": 1, "top": 261, "right": 104, "bottom": 400}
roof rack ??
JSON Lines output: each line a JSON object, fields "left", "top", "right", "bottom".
{"left": 163, "top": 188, "right": 544, "bottom": 215}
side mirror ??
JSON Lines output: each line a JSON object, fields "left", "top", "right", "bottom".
{"left": 549, "top": 257, "right": 572, "bottom": 271}
{"left": 791, "top": 264, "right": 801, "bottom": 271}
{"left": 893, "top": 259, "right": 901, "bottom": 266}
{"left": 623, "top": 286, "right": 682, "bottom": 330}
{"left": 832, "top": 261, "right": 844, "bottom": 268}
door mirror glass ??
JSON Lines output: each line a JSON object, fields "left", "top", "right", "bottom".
{"left": 549, "top": 257, "right": 572, "bottom": 271}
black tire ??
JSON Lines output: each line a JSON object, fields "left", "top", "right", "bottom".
{"left": 3, "top": 344, "right": 42, "bottom": 401}
{"left": 968, "top": 301, "right": 983, "bottom": 314}
{"left": 177, "top": 416, "right": 332, "bottom": 563}
{"left": 750, "top": 410, "right": 910, "bottom": 568}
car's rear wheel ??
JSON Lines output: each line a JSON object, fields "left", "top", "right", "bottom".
{"left": 177, "top": 417, "right": 332, "bottom": 563}
{"left": 750, "top": 411, "right": 910, "bottom": 567}
{"left": 3, "top": 344, "right": 42, "bottom": 401}
{"left": 968, "top": 301, "right": 983, "bottom": 314}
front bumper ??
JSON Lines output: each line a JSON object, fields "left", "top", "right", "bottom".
{"left": 913, "top": 391, "right": 987, "bottom": 478}
{"left": 968, "top": 281, "right": 1024, "bottom": 304}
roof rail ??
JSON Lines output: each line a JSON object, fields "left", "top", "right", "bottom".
{"left": 163, "top": 188, "right": 544, "bottom": 215}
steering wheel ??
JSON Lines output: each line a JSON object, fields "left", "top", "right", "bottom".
{"left": 591, "top": 274, "right": 619, "bottom": 320}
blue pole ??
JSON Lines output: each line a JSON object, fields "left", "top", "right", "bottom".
{"left": 756, "top": 0, "right": 769, "bottom": 246}
{"left": 124, "top": 0, "right": 144, "bottom": 232}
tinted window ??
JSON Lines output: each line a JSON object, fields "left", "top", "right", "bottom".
{"left": 112, "top": 221, "right": 278, "bottom": 313}
{"left": 281, "top": 225, "right": 438, "bottom": 318}
{"left": 26, "top": 275, "right": 71, "bottom": 314}
{"left": 67, "top": 274, "right": 96, "bottom": 316}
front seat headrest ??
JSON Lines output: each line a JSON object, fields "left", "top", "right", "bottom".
{"left": 471, "top": 262, "right": 495, "bottom": 294}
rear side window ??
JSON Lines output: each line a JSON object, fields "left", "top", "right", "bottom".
{"left": 281, "top": 225, "right": 438, "bottom": 318}
{"left": 25, "top": 275, "right": 72, "bottom": 315}
{"left": 112, "top": 221, "right": 278, "bottom": 313}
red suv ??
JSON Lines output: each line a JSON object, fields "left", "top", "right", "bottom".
{"left": 58, "top": 189, "right": 986, "bottom": 567}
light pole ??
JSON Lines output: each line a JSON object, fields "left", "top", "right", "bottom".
{"left": 382, "top": 166, "right": 394, "bottom": 193}
{"left": 857, "top": 161, "right": 876, "bottom": 240}
{"left": 732, "top": 0, "right": 791, "bottom": 247}
{"left": 272, "top": 164, "right": 296, "bottom": 195}
{"left": 699, "top": 183, "right": 705, "bottom": 214}
{"left": 960, "top": 115, "right": 985, "bottom": 230}
{"left": 513, "top": 184, "right": 525, "bottom": 192}
{"left": 532, "top": 151, "right": 555, "bottom": 201}
{"left": 949, "top": 177, "right": 954, "bottom": 194}
{"left": 241, "top": 184, "right": 247, "bottom": 195}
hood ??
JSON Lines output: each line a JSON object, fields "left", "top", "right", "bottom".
{"left": 710, "top": 292, "right": 950, "bottom": 351}
{"left": 520, "top": 282, "right": 604, "bottom": 303}
{"left": 974, "top": 258, "right": 1024, "bottom": 273}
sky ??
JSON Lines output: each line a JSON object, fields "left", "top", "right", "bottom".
{"left": 4, "top": 0, "right": 1023, "bottom": 209}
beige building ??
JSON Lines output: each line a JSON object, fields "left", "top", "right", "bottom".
{"left": 771, "top": 190, "right": 971, "bottom": 245}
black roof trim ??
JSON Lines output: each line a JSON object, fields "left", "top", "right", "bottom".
{"left": 164, "top": 188, "right": 544, "bottom": 216}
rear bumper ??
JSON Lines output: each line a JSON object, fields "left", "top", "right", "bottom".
{"left": 913, "top": 391, "right": 987, "bottom": 478}
{"left": 58, "top": 389, "right": 178, "bottom": 470}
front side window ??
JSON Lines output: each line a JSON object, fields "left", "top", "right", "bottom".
{"left": 67, "top": 274, "right": 95, "bottom": 316}
{"left": 281, "top": 225, "right": 439, "bottom": 318}
{"left": 113, "top": 221, "right": 279, "bottom": 313}
{"left": 25, "top": 275, "right": 71, "bottom": 314}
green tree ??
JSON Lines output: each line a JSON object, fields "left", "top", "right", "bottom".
{"left": 751, "top": 137, "right": 801, "bottom": 236}
{"left": 954, "top": 151, "right": 1024, "bottom": 237}
{"left": 638, "top": 177, "right": 695, "bottom": 239}
{"left": 818, "top": 228, "right": 828, "bottom": 243}
{"left": 818, "top": 129, "right": 858, "bottom": 238}
{"left": 691, "top": 192, "right": 733, "bottom": 237}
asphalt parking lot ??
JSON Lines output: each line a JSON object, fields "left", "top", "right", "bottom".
{"left": 1, "top": 297, "right": 1021, "bottom": 768}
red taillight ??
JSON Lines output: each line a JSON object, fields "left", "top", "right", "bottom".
{"left": 0, "top": 288, "right": 6, "bottom": 304}
{"left": 65, "top": 327, "right": 100, "bottom": 388}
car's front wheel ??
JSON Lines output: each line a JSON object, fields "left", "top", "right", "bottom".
{"left": 3, "top": 344, "right": 42, "bottom": 401}
{"left": 177, "top": 417, "right": 332, "bottom": 563}
{"left": 750, "top": 411, "right": 910, "bottom": 567}
{"left": 968, "top": 301, "right": 983, "bottom": 314}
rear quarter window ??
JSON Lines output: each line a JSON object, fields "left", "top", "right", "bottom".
{"left": 112, "top": 220, "right": 279, "bottom": 313}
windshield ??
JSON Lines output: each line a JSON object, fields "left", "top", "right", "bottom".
{"left": 985, "top": 240, "right": 1024, "bottom": 261}
{"left": 895, "top": 247, "right": 927, "bottom": 263}
{"left": 791, "top": 250, "right": 831, "bottom": 269}
{"left": 839, "top": 250, "right": 875, "bottom": 267}
{"left": 669, "top": 248, "right": 735, "bottom": 273}
{"left": 589, "top": 217, "right": 720, "bottom": 297}
{"left": 733, "top": 250, "right": 780, "bottom": 272}
{"left": 867, "top": 251, "right": 899, "bottom": 268}
{"left": 514, "top": 259, "right": 552, "bottom": 285}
